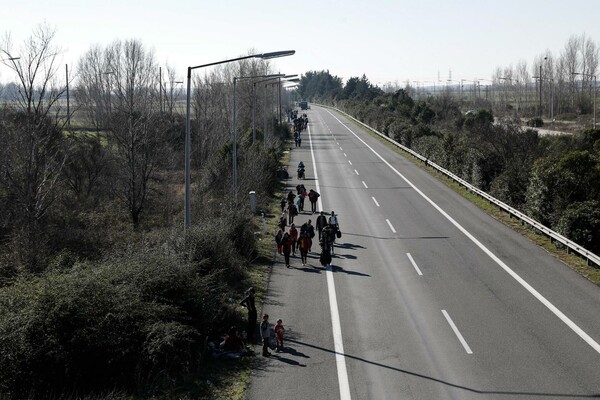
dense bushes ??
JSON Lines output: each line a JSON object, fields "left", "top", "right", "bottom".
{"left": 0, "top": 112, "right": 287, "bottom": 398}
{"left": 0, "top": 215, "right": 257, "bottom": 397}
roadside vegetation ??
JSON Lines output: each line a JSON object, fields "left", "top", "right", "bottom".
{"left": 0, "top": 25, "right": 292, "bottom": 399}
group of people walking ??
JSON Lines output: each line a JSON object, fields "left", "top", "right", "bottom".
{"left": 275, "top": 208, "right": 340, "bottom": 268}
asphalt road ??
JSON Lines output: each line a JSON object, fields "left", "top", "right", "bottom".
{"left": 245, "top": 106, "right": 600, "bottom": 400}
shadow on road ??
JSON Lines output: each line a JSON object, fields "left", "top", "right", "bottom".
{"left": 269, "top": 354, "right": 307, "bottom": 367}
{"left": 290, "top": 265, "right": 322, "bottom": 274}
{"left": 330, "top": 265, "right": 370, "bottom": 277}
{"left": 337, "top": 242, "right": 366, "bottom": 250}
{"left": 285, "top": 339, "right": 600, "bottom": 398}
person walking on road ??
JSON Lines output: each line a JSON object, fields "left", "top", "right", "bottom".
{"left": 288, "top": 202, "right": 298, "bottom": 225}
{"left": 280, "top": 197, "right": 286, "bottom": 214}
{"left": 281, "top": 232, "right": 292, "bottom": 268}
{"left": 289, "top": 224, "right": 298, "bottom": 256}
{"left": 278, "top": 216, "right": 287, "bottom": 231}
{"left": 308, "top": 189, "right": 319, "bottom": 213}
{"left": 320, "top": 225, "right": 333, "bottom": 267}
{"left": 239, "top": 287, "right": 257, "bottom": 343}
{"left": 298, "top": 231, "right": 312, "bottom": 266}
{"left": 316, "top": 211, "right": 327, "bottom": 241}
{"left": 260, "top": 314, "right": 272, "bottom": 357}
{"left": 275, "top": 229, "right": 283, "bottom": 255}
{"left": 301, "top": 219, "right": 315, "bottom": 248}
{"left": 287, "top": 190, "right": 296, "bottom": 205}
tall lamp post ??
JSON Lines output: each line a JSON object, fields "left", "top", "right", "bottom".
{"left": 262, "top": 76, "right": 298, "bottom": 145}
{"left": 232, "top": 73, "right": 284, "bottom": 201}
{"left": 251, "top": 74, "right": 295, "bottom": 143}
{"left": 184, "top": 50, "right": 295, "bottom": 227}
{"left": 572, "top": 72, "right": 597, "bottom": 129}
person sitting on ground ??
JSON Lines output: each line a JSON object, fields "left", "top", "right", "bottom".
{"left": 221, "top": 326, "right": 245, "bottom": 352}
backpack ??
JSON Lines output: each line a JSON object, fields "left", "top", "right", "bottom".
{"left": 290, "top": 204, "right": 298, "bottom": 216}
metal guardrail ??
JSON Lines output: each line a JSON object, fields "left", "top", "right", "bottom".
{"left": 316, "top": 103, "right": 600, "bottom": 268}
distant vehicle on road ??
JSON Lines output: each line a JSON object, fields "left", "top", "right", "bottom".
{"left": 299, "top": 100, "right": 308, "bottom": 110}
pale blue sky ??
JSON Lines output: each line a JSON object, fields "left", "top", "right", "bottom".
{"left": 1, "top": 0, "right": 598, "bottom": 85}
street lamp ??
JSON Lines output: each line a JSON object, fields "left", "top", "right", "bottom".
{"left": 278, "top": 75, "right": 298, "bottom": 122}
{"left": 232, "top": 73, "right": 284, "bottom": 201}
{"left": 184, "top": 50, "right": 295, "bottom": 227}
{"left": 260, "top": 75, "right": 298, "bottom": 140}
{"left": 572, "top": 71, "right": 597, "bottom": 129}
{"left": 254, "top": 75, "right": 290, "bottom": 147}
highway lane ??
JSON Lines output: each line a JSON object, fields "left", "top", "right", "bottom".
{"left": 246, "top": 106, "right": 600, "bottom": 399}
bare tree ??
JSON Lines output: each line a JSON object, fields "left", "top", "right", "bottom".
{"left": 75, "top": 45, "right": 113, "bottom": 132}
{"left": 76, "top": 39, "right": 167, "bottom": 227}
{"left": 0, "top": 25, "right": 70, "bottom": 270}
{"left": 1, "top": 24, "right": 66, "bottom": 119}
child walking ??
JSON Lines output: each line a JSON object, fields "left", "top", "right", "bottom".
{"left": 273, "top": 318, "right": 285, "bottom": 352}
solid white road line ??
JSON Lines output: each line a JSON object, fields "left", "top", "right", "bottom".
{"left": 407, "top": 253, "right": 423, "bottom": 276}
{"left": 386, "top": 219, "right": 397, "bottom": 233}
{"left": 372, "top": 197, "right": 380, "bottom": 207}
{"left": 324, "top": 108, "right": 600, "bottom": 355}
{"left": 308, "top": 122, "right": 352, "bottom": 400}
{"left": 354, "top": 169, "right": 360, "bottom": 175}
{"left": 362, "top": 181, "right": 368, "bottom": 189}
{"left": 442, "top": 310, "right": 473, "bottom": 354}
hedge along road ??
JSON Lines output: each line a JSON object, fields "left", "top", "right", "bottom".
{"left": 245, "top": 106, "right": 600, "bottom": 400}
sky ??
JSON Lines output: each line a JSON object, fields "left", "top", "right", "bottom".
{"left": 1, "top": 0, "right": 599, "bottom": 86}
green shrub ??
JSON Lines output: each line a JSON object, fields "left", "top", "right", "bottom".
{"left": 0, "top": 243, "right": 230, "bottom": 397}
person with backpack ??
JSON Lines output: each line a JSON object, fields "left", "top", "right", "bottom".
{"left": 299, "top": 186, "right": 307, "bottom": 211}
{"left": 319, "top": 225, "right": 333, "bottom": 267}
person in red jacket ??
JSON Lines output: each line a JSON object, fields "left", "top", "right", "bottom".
{"left": 297, "top": 231, "right": 312, "bottom": 266}
{"left": 288, "top": 224, "right": 298, "bottom": 256}
{"left": 281, "top": 232, "right": 292, "bottom": 268}
{"left": 273, "top": 319, "right": 285, "bottom": 352}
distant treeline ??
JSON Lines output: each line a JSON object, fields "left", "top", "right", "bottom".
{"left": 299, "top": 70, "right": 600, "bottom": 255}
